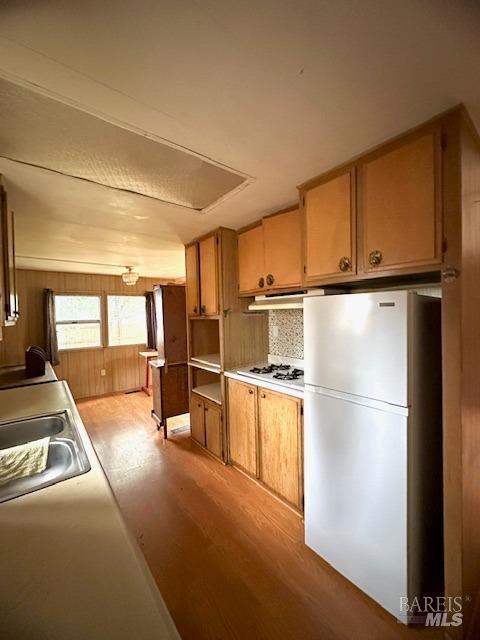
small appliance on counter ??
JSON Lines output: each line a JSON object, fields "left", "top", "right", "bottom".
{"left": 25, "top": 346, "right": 47, "bottom": 378}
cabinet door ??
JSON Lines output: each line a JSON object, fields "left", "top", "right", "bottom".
{"left": 303, "top": 171, "right": 354, "bottom": 283}
{"left": 263, "top": 209, "right": 302, "bottom": 290}
{"left": 258, "top": 389, "right": 302, "bottom": 508}
{"left": 360, "top": 131, "right": 440, "bottom": 272}
{"left": 238, "top": 224, "right": 265, "bottom": 294}
{"left": 185, "top": 244, "right": 199, "bottom": 316}
{"left": 199, "top": 235, "right": 219, "bottom": 316}
{"left": 190, "top": 394, "right": 205, "bottom": 445}
{"left": 204, "top": 401, "right": 223, "bottom": 459}
{"left": 227, "top": 379, "right": 258, "bottom": 476}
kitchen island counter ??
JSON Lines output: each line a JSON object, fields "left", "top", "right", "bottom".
{"left": 0, "top": 381, "right": 179, "bottom": 640}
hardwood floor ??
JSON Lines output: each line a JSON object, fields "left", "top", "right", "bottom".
{"left": 78, "top": 392, "right": 440, "bottom": 640}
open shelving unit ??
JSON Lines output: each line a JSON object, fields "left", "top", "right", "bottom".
{"left": 185, "top": 227, "right": 269, "bottom": 462}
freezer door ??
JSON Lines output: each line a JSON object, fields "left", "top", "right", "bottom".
{"left": 304, "top": 389, "right": 408, "bottom": 622}
{"left": 304, "top": 291, "right": 409, "bottom": 406}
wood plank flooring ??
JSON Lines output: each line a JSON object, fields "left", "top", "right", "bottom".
{"left": 78, "top": 392, "right": 440, "bottom": 640}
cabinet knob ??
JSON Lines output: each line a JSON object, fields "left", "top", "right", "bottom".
{"left": 261, "top": 393, "right": 266, "bottom": 398}
{"left": 200, "top": 304, "right": 207, "bottom": 314}
{"left": 248, "top": 388, "right": 254, "bottom": 394}
{"left": 193, "top": 305, "right": 198, "bottom": 314}
{"left": 258, "top": 277, "right": 265, "bottom": 288}
{"left": 368, "top": 250, "right": 383, "bottom": 267}
{"left": 338, "top": 256, "right": 352, "bottom": 272}
{"left": 205, "top": 407, "right": 208, "bottom": 412}
{"left": 266, "top": 274, "right": 274, "bottom": 286}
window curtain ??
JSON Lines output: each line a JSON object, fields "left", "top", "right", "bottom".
{"left": 145, "top": 291, "right": 157, "bottom": 350}
{"left": 43, "top": 288, "right": 59, "bottom": 366}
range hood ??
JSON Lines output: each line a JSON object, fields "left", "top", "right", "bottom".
{"left": 247, "top": 289, "right": 331, "bottom": 311}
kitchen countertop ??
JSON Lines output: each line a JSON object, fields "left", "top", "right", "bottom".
{"left": 0, "top": 381, "right": 179, "bottom": 640}
{"left": 224, "top": 370, "right": 304, "bottom": 399}
{"left": 0, "top": 361, "right": 57, "bottom": 389}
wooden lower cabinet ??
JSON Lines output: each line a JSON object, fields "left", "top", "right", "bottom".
{"left": 227, "top": 378, "right": 303, "bottom": 511}
{"left": 204, "top": 402, "right": 223, "bottom": 458}
{"left": 190, "top": 392, "right": 223, "bottom": 458}
{"left": 258, "top": 389, "right": 302, "bottom": 509}
{"left": 227, "top": 379, "right": 258, "bottom": 475}
{"left": 190, "top": 393, "right": 206, "bottom": 446}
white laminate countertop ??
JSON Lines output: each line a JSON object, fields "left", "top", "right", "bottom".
{"left": 0, "top": 381, "right": 179, "bottom": 640}
{"left": 224, "top": 370, "right": 304, "bottom": 399}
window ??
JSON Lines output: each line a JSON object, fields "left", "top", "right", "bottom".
{"left": 55, "top": 295, "right": 102, "bottom": 350}
{"left": 107, "top": 295, "right": 147, "bottom": 347}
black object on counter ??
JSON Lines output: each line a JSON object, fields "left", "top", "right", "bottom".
{"left": 25, "top": 346, "right": 47, "bottom": 378}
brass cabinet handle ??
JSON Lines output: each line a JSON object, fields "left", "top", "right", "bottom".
{"left": 260, "top": 393, "right": 266, "bottom": 398}
{"left": 368, "top": 250, "right": 383, "bottom": 267}
{"left": 338, "top": 256, "right": 352, "bottom": 272}
{"left": 266, "top": 274, "right": 274, "bottom": 286}
{"left": 258, "top": 277, "right": 265, "bottom": 288}
{"left": 200, "top": 304, "right": 207, "bottom": 314}
{"left": 248, "top": 388, "right": 254, "bottom": 394}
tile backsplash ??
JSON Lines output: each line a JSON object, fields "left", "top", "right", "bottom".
{"left": 268, "top": 309, "right": 304, "bottom": 359}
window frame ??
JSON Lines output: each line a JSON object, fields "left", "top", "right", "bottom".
{"left": 54, "top": 293, "right": 104, "bottom": 353}
{"left": 105, "top": 292, "right": 148, "bottom": 349}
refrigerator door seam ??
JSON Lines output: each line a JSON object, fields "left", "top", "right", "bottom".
{"left": 304, "top": 384, "right": 409, "bottom": 416}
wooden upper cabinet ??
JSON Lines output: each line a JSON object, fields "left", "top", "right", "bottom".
{"left": 258, "top": 388, "right": 302, "bottom": 509}
{"left": 360, "top": 131, "right": 441, "bottom": 273}
{"left": 263, "top": 208, "right": 302, "bottom": 290}
{"left": 238, "top": 224, "right": 265, "bottom": 294}
{"left": 185, "top": 243, "right": 199, "bottom": 316}
{"left": 199, "top": 235, "right": 219, "bottom": 316}
{"left": 227, "top": 379, "right": 258, "bottom": 476}
{"left": 302, "top": 170, "right": 355, "bottom": 283}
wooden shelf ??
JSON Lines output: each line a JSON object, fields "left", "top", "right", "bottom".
{"left": 188, "top": 360, "right": 221, "bottom": 374}
{"left": 190, "top": 353, "right": 221, "bottom": 369}
{"left": 192, "top": 382, "right": 222, "bottom": 405}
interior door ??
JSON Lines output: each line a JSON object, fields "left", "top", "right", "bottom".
{"left": 199, "top": 235, "right": 219, "bottom": 316}
{"left": 360, "top": 131, "right": 440, "bottom": 272}
{"left": 227, "top": 379, "right": 257, "bottom": 475}
{"left": 258, "top": 388, "right": 302, "bottom": 507}
{"left": 204, "top": 402, "right": 223, "bottom": 459}
{"left": 304, "top": 388, "right": 408, "bottom": 621}
{"left": 185, "top": 243, "right": 199, "bottom": 316}
{"left": 238, "top": 224, "right": 265, "bottom": 294}
{"left": 190, "top": 393, "right": 205, "bottom": 445}
{"left": 303, "top": 170, "right": 354, "bottom": 283}
{"left": 263, "top": 209, "right": 302, "bottom": 290}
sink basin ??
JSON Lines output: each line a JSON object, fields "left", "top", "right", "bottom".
{"left": 0, "top": 410, "right": 91, "bottom": 503}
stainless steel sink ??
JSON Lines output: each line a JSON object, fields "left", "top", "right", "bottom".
{"left": 0, "top": 410, "right": 91, "bottom": 503}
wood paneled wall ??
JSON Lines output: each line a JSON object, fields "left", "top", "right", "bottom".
{"left": 0, "top": 269, "right": 175, "bottom": 399}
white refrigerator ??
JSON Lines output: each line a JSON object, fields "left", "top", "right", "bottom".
{"left": 303, "top": 291, "right": 443, "bottom": 623}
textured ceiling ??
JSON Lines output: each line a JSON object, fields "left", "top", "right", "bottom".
{"left": 0, "top": 78, "right": 247, "bottom": 211}
{"left": 0, "top": 0, "right": 479, "bottom": 278}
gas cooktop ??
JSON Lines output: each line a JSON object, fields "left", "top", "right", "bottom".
{"left": 236, "top": 362, "right": 305, "bottom": 390}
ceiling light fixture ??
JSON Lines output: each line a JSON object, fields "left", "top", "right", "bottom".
{"left": 122, "top": 266, "right": 139, "bottom": 286}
